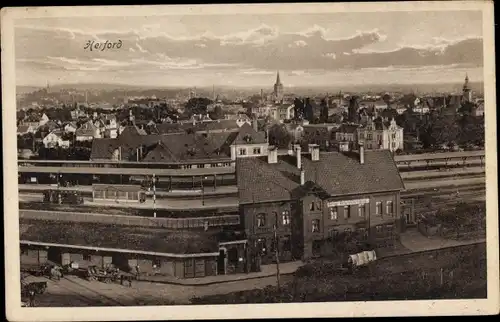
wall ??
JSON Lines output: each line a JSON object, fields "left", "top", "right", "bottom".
{"left": 20, "top": 246, "right": 48, "bottom": 266}
{"left": 241, "top": 202, "right": 294, "bottom": 264}
{"left": 232, "top": 143, "right": 269, "bottom": 159}
{"left": 300, "top": 191, "right": 401, "bottom": 260}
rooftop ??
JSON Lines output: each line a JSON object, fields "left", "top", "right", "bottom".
{"left": 20, "top": 218, "right": 220, "bottom": 255}
{"left": 237, "top": 150, "right": 405, "bottom": 204}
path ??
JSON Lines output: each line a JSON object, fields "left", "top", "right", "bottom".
{"left": 400, "top": 228, "right": 485, "bottom": 253}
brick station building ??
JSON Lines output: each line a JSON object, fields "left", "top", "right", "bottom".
{"left": 237, "top": 143, "right": 405, "bottom": 264}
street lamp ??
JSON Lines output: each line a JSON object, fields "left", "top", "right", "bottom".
{"left": 152, "top": 173, "right": 157, "bottom": 218}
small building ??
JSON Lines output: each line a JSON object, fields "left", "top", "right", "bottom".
{"left": 357, "top": 118, "right": 404, "bottom": 152}
{"left": 92, "top": 184, "right": 144, "bottom": 203}
{"left": 76, "top": 120, "right": 101, "bottom": 141}
{"left": 42, "top": 130, "right": 69, "bottom": 149}
{"left": 64, "top": 122, "right": 78, "bottom": 134}
{"left": 20, "top": 218, "right": 252, "bottom": 279}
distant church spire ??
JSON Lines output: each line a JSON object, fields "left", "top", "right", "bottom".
{"left": 276, "top": 71, "right": 281, "bottom": 84}
{"left": 463, "top": 73, "right": 472, "bottom": 102}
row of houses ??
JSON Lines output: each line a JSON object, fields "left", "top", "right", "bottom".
{"left": 20, "top": 108, "right": 406, "bottom": 279}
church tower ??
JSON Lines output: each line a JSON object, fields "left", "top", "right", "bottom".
{"left": 273, "top": 71, "right": 284, "bottom": 102}
{"left": 462, "top": 73, "right": 472, "bottom": 102}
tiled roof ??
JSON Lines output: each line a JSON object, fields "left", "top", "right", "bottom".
{"left": 91, "top": 122, "right": 266, "bottom": 161}
{"left": 17, "top": 125, "right": 30, "bottom": 133}
{"left": 75, "top": 121, "right": 98, "bottom": 137}
{"left": 231, "top": 123, "right": 266, "bottom": 145}
{"left": 337, "top": 123, "right": 359, "bottom": 134}
{"left": 20, "top": 219, "right": 220, "bottom": 254}
{"left": 237, "top": 150, "right": 404, "bottom": 204}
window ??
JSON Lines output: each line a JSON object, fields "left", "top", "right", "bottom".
{"left": 309, "top": 202, "right": 315, "bottom": 211}
{"left": 330, "top": 207, "right": 338, "bottom": 220}
{"left": 376, "top": 225, "right": 383, "bottom": 234}
{"left": 392, "top": 133, "right": 396, "bottom": 139}
{"left": 386, "top": 224, "right": 394, "bottom": 236}
{"left": 83, "top": 254, "right": 91, "bottom": 261}
{"left": 197, "top": 164, "right": 205, "bottom": 168}
{"left": 239, "top": 148, "right": 246, "bottom": 156}
{"left": 376, "top": 202, "right": 382, "bottom": 215}
{"left": 391, "top": 142, "right": 396, "bottom": 149}
{"left": 282, "top": 211, "right": 291, "bottom": 225}
{"left": 344, "top": 206, "right": 351, "bottom": 219}
{"left": 253, "top": 147, "right": 261, "bottom": 154}
{"left": 256, "top": 213, "right": 266, "bottom": 227}
{"left": 329, "top": 229, "right": 339, "bottom": 239}
{"left": 367, "top": 133, "right": 373, "bottom": 140}
{"left": 386, "top": 201, "right": 394, "bottom": 215}
{"left": 316, "top": 202, "right": 322, "bottom": 211}
{"left": 358, "top": 205, "right": 365, "bottom": 218}
{"left": 358, "top": 228, "right": 368, "bottom": 240}
{"left": 359, "top": 132, "right": 364, "bottom": 139}
{"left": 153, "top": 258, "right": 162, "bottom": 268}
{"left": 344, "top": 228, "right": 352, "bottom": 238}
{"left": 312, "top": 219, "right": 320, "bottom": 233}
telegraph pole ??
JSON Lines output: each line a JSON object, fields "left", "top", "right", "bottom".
{"left": 152, "top": 173, "right": 157, "bottom": 218}
{"left": 273, "top": 223, "right": 281, "bottom": 289}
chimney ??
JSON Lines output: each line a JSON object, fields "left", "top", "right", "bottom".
{"left": 295, "top": 144, "right": 302, "bottom": 169}
{"left": 359, "top": 142, "right": 365, "bottom": 164}
{"left": 267, "top": 146, "right": 278, "bottom": 164}
{"left": 300, "top": 168, "right": 305, "bottom": 185}
{"left": 252, "top": 117, "right": 258, "bottom": 132}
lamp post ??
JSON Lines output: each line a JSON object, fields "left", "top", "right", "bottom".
{"left": 273, "top": 223, "right": 281, "bottom": 289}
{"left": 152, "top": 173, "right": 157, "bottom": 218}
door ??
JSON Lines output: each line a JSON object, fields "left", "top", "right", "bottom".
{"left": 38, "top": 250, "right": 48, "bottom": 265}
{"left": 103, "top": 256, "right": 113, "bottom": 268}
{"left": 217, "top": 250, "right": 226, "bottom": 275}
{"left": 61, "top": 253, "right": 71, "bottom": 266}
{"left": 194, "top": 259, "right": 205, "bottom": 278}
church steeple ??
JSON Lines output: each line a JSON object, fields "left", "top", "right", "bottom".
{"left": 273, "top": 71, "right": 284, "bottom": 102}
{"left": 462, "top": 73, "right": 472, "bottom": 102}
{"left": 276, "top": 71, "right": 281, "bottom": 84}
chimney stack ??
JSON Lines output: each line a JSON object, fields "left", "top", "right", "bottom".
{"left": 300, "top": 167, "right": 305, "bottom": 185}
{"left": 295, "top": 144, "right": 302, "bottom": 169}
{"left": 359, "top": 142, "right": 365, "bottom": 165}
{"left": 252, "top": 117, "right": 258, "bottom": 132}
{"left": 267, "top": 146, "right": 278, "bottom": 164}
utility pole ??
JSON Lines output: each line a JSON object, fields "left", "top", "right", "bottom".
{"left": 152, "top": 173, "right": 157, "bottom": 218}
{"left": 273, "top": 222, "right": 281, "bottom": 289}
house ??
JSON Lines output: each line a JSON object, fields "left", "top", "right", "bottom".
{"left": 99, "top": 114, "right": 118, "bottom": 138}
{"left": 42, "top": 130, "right": 70, "bottom": 148}
{"left": 334, "top": 123, "right": 359, "bottom": 145}
{"left": 64, "top": 122, "right": 78, "bottom": 133}
{"left": 90, "top": 121, "right": 269, "bottom": 163}
{"left": 357, "top": 118, "right": 404, "bottom": 152}
{"left": 71, "top": 107, "right": 87, "bottom": 120}
{"left": 236, "top": 143, "right": 405, "bottom": 263}
{"left": 75, "top": 120, "right": 101, "bottom": 142}
{"left": 473, "top": 101, "right": 485, "bottom": 117}
{"left": 284, "top": 123, "right": 304, "bottom": 143}
{"left": 39, "top": 113, "right": 50, "bottom": 127}
{"left": 301, "top": 123, "right": 340, "bottom": 150}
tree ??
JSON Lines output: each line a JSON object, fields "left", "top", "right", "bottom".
{"left": 210, "top": 105, "right": 224, "bottom": 120}
{"left": 268, "top": 124, "right": 293, "bottom": 148}
{"left": 185, "top": 97, "right": 213, "bottom": 116}
{"left": 382, "top": 93, "right": 392, "bottom": 108}
{"left": 293, "top": 98, "right": 304, "bottom": 120}
{"left": 320, "top": 99, "right": 329, "bottom": 123}
{"left": 428, "top": 114, "right": 459, "bottom": 148}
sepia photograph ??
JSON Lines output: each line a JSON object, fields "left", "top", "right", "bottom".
{"left": 2, "top": 2, "right": 498, "bottom": 320}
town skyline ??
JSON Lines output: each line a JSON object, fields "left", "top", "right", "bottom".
{"left": 15, "top": 10, "right": 483, "bottom": 88}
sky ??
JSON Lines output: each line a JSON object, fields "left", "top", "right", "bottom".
{"left": 15, "top": 11, "right": 484, "bottom": 88}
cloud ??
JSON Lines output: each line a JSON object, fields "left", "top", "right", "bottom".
{"left": 14, "top": 23, "right": 483, "bottom": 82}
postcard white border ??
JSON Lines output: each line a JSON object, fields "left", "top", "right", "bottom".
{"left": 2, "top": 1, "right": 499, "bottom": 321}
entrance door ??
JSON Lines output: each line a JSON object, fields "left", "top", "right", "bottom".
{"left": 61, "top": 253, "right": 71, "bottom": 266}
{"left": 217, "top": 250, "right": 226, "bottom": 275}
